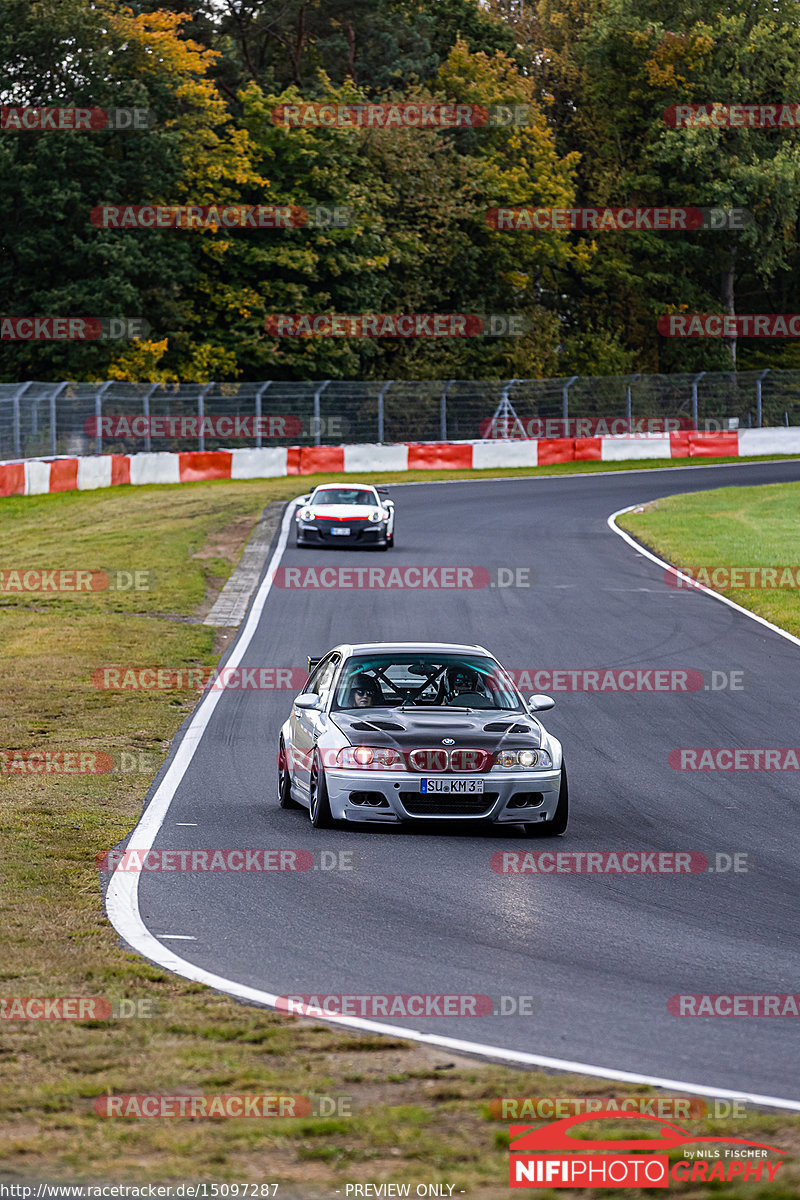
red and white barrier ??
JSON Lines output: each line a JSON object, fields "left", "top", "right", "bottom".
{"left": 1, "top": 430, "right": 798, "bottom": 498}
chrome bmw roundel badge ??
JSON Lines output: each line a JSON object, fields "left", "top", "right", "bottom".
{"left": 441, "top": 738, "right": 455, "bottom": 745}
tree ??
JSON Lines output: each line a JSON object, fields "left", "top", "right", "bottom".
{"left": 0, "top": 3, "right": 261, "bottom": 381}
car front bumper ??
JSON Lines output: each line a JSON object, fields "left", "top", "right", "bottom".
{"left": 296, "top": 521, "right": 389, "bottom": 546}
{"left": 324, "top": 768, "right": 562, "bottom": 823}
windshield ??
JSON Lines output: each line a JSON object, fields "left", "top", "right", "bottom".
{"left": 333, "top": 653, "right": 523, "bottom": 711}
{"left": 312, "top": 488, "right": 376, "bottom": 506}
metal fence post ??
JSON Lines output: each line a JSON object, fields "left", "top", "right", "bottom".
{"left": 562, "top": 375, "right": 578, "bottom": 424}
{"left": 313, "top": 380, "right": 331, "bottom": 445}
{"left": 198, "top": 381, "right": 214, "bottom": 451}
{"left": 95, "top": 382, "right": 112, "bottom": 455}
{"left": 49, "top": 382, "right": 67, "bottom": 456}
{"left": 142, "top": 382, "right": 160, "bottom": 453}
{"left": 255, "top": 381, "right": 272, "bottom": 448}
{"left": 756, "top": 369, "right": 769, "bottom": 429}
{"left": 626, "top": 373, "right": 640, "bottom": 429}
{"left": 377, "top": 380, "right": 393, "bottom": 443}
{"left": 11, "top": 381, "right": 32, "bottom": 458}
{"left": 691, "top": 371, "right": 705, "bottom": 430}
{"left": 441, "top": 380, "right": 454, "bottom": 441}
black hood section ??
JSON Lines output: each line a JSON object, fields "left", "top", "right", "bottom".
{"left": 331, "top": 708, "right": 543, "bottom": 750}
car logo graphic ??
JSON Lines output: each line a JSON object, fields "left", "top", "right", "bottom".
{"left": 441, "top": 738, "right": 455, "bottom": 745}
{"left": 509, "top": 1112, "right": 782, "bottom": 1154}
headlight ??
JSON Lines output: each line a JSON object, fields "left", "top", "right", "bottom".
{"left": 368, "top": 510, "right": 384, "bottom": 523}
{"left": 299, "top": 507, "right": 314, "bottom": 521}
{"left": 335, "top": 746, "right": 404, "bottom": 770}
{"left": 494, "top": 748, "right": 553, "bottom": 769}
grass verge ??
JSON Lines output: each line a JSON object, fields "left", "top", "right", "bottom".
{"left": 617, "top": 481, "right": 800, "bottom": 637}
{"left": 1, "top": 471, "right": 799, "bottom": 1198}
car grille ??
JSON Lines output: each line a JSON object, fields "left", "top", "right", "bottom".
{"left": 407, "top": 747, "right": 493, "bottom": 773}
{"left": 317, "top": 523, "right": 363, "bottom": 540}
{"left": 400, "top": 791, "right": 498, "bottom": 816}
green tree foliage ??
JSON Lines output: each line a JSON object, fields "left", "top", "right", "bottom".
{"left": 5, "top": 0, "right": 800, "bottom": 382}
{"left": 0, "top": 2, "right": 262, "bottom": 381}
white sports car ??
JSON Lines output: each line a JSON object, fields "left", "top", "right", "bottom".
{"left": 295, "top": 483, "right": 394, "bottom": 550}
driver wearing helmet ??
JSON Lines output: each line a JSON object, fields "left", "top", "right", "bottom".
{"left": 348, "top": 671, "right": 382, "bottom": 708}
{"left": 444, "top": 665, "right": 484, "bottom": 703}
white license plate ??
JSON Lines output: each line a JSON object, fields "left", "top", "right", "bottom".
{"left": 331, "top": 527, "right": 350, "bottom": 536}
{"left": 420, "top": 778, "right": 484, "bottom": 793}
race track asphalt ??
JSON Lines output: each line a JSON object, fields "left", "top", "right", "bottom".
{"left": 125, "top": 460, "right": 800, "bottom": 1103}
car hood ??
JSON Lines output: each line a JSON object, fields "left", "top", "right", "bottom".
{"left": 331, "top": 708, "right": 543, "bottom": 750}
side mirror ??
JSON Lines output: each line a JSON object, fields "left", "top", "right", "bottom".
{"left": 528, "top": 693, "right": 555, "bottom": 712}
{"left": 294, "top": 693, "right": 322, "bottom": 710}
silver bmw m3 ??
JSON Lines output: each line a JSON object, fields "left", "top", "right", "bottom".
{"left": 278, "top": 642, "right": 567, "bottom": 835}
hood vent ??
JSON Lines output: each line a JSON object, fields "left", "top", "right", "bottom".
{"left": 350, "top": 719, "right": 403, "bottom": 731}
{"left": 483, "top": 721, "right": 532, "bottom": 733}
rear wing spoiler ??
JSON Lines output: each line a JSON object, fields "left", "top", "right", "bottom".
{"left": 307, "top": 656, "right": 322, "bottom": 672}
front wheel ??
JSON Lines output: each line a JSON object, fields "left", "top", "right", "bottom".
{"left": 278, "top": 740, "right": 300, "bottom": 809}
{"left": 309, "top": 755, "right": 335, "bottom": 828}
{"left": 520, "top": 761, "right": 568, "bottom": 837}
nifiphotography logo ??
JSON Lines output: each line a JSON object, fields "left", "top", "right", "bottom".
{"left": 508, "top": 1111, "right": 784, "bottom": 1188}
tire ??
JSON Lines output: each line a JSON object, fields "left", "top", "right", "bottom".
{"left": 309, "top": 754, "right": 335, "bottom": 828}
{"left": 520, "top": 760, "right": 568, "bottom": 837}
{"left": 278, "top": 740, "right": 300, "bottom": 809}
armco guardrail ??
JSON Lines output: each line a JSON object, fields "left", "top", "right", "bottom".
{"left": 1, "top": 371, "right": 800, "bottom": 462}
{"left": 3, "top": 428, "right": 800, "bottom": 498}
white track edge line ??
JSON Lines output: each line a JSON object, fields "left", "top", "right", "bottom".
{"left": 608, "top": 504, "right": 800, "bottom": 650}
{"left": 104, "top": 490, "right": 800, "bottom": 1113}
